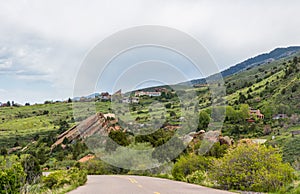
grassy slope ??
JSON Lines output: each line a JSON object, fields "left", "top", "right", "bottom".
{"left": 1, "top": 51, "right": 299, "bottom": 149}
{"left": 0, "top": 101, "right": 112, "bottom": 147}
{"left": 224, "top": 51, "right": 300, "bottom": 110}
{"left": 0, "top": 103, "right": 73, "bottom": 147}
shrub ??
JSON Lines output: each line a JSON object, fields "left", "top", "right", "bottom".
{"left": 165, "top": 103, "right": 172, "bottom": 109}
{"left": 169, "top": 111, "right": 176, "bottom": 117}
{"left": 186, "top": 170, "right": 206, "bottom": 184}
{"left": 43, "top": 167, "right": 87, "bottom": 189}
{"left": 209, "top": 143, "right": 295, "bottom": 192}
{"left": 68, "top": 167, "right": 87, "bottom": 186}
{"left": 197, "top": 111, "right": 210, "bottom": 131}
{"left": 204, "top": 142, "right": 228, "bottom": 158}
{"left": 43, "top": 170, "right": 70, "bottom": 189}
{"left": 172, "top": 154, "right": 210, "bottom": 181}
{"left": 0, "top": 156, "right": 26, "bottom": 194}
{"left": 81, "top": 159, "right": 117, "bottom": 175}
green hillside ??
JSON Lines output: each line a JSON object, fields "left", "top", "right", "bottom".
{"left": 224, "top": 51, "right": 300, "bottom": 114}
{"left": 0, "top": 101, "right": 112, "bottom": 147}
{"left": 1, "top": 52, "right": 300, "bottom": 149}
{"left": 1, "top": 50, "right": 300, "bottom": 193}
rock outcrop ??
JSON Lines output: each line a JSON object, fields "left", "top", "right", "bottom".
{"left": 52, "top": 113, "right": 119, "bottom": 148}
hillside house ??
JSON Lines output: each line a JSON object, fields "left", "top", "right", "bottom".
{"left": 131, "top": 97, "right": 139, "bottom": 103}
{"left": 249, "top": 108, "right": 264, "bottom": 119}
{"left": 135, "top": 91, "right": 161, "bottom": 97}
{"left": 100, "top": 92, "right": 111, "bottom": 101}
{"left": 122, "top": 97, "right": 139, "bottom": 103}
{"left": 0, "top": 102, "right": 9, "bottom": 107}
{"left": 113, "top": 89, "right": 122, "bottom": 96}
{"left": 272, "top": 114, "right": 288, "bottom": 120}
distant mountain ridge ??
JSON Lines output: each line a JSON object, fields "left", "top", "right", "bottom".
{"left": 221, "top": 46, "right": 300, "bottom": 77}
{"left": 190, "top": 46, "right": 300, "bottom": 85}
{"left": 74, "top": 46, "right": 300, "bottom": 98}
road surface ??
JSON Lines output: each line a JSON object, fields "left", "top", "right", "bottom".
{"left": 68, "top": 175, "right": 234, "bottom": 194}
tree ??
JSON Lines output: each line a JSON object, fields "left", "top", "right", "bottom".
{"left": 58, "top": 120, "right": 70, "bottom": 134}
{"left": 247, "top": 93, "right": 253, "bottom": 100}
{"left": 68, "top": 98, "right": 72, "bottom": 103}
{"left": 226, "top": 106, "right": 237, "bottom": 123}
{"left": 204, "top": 142, "right": 228, "bottom": 158}
{"left": 72, "top": 141, "right": 87, "bottom": 160}
{"left": 105, "top": 131, "right": 130, "bottom": 152}
{"left": 238, "top": 93, "right": 247, "bottom": 103}
{"left": 238, "top": 104, "right": 250, "bottom": 121}
{"left": 36, "top": 147, "right": 48, "bottom": 165}
{"left": 197, "top": 111, "right": 210, "bottom": 131}
{"left": 261, "top": 105, "right": 274, "bottom": 120}
{"left": 165, "top": 103, "right": 171, "bottom": 109}
{"left": 0, "top": 148, "right": 7, "bottom": 157}
{"left": 62, "top": 137, "right": 69, "bottom": 145}
{"left": 169, "top": 111, "right": 176, "bottom": 117}
{"left": 292, "top": 84, "right": 298, "bottom": 93}
{"left": 14, "top": 141, "right": 20, "bottom": 147}
{"left": 0, "top": 157, "right": 25, "bottom": 193}
{"left": 135, "top": 128, "right": 174, "bottom": 147}
{"left": 293, "top": 56, "right": 298, "bottom": 64}
{"left": 209, "top": 144, "right": 294, "bottom": 192}
{"left": 33, "top": 134, "right": 40, "bottom": 141}
{"left": 21, "top": 154, "right": 42, "bottom": 184}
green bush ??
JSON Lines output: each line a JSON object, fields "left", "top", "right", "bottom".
{"left": 43, "top": 167, "right": 87, "bottom": 189}
{"left": 0, "top": 156, "right": 26, "bottom": 194}
{"left": 171, "top": 154, "right": 210, "bottom": 181}
{"left": 69, "top": 167, "right": 87, "bottom": 186}
{"left": 43, "top": 170, "right": 70, "bottom": 189}
{"left": 81, "top": 159, "right": 125, "bottom": 175}
{"left": 197, "top": 111, "right": 210, "bottom": 131}
{"left": 209, "top": 144, "right": 295, "bottom": 192}
{"left": 204, "top": 142, "right": 228, "bottom": 158}
{"left": 186, "top": 170, "right": 206, "bottom": 184}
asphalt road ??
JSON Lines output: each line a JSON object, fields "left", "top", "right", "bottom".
{"left": 68, "top": 175, "right": 234, "bottom": 194}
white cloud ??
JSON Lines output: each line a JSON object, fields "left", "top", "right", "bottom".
{"left": 1, "top": 0, "right": 300, "bottom": 103}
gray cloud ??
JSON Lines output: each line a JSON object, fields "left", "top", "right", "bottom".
{"left": 1, "top": 0, "right": 300, "bottom": 103}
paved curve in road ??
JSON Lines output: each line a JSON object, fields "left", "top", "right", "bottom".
{"left": 68, "top": 175, "right": 234, "bottom": 194}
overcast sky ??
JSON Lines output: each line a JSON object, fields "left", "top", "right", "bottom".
{"left": 1, "top": 0, "right": 300, "bottom": 104}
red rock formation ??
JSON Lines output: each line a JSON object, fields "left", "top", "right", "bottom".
{"left": 52, "top": 113, "right": 120, "bottom": 149}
